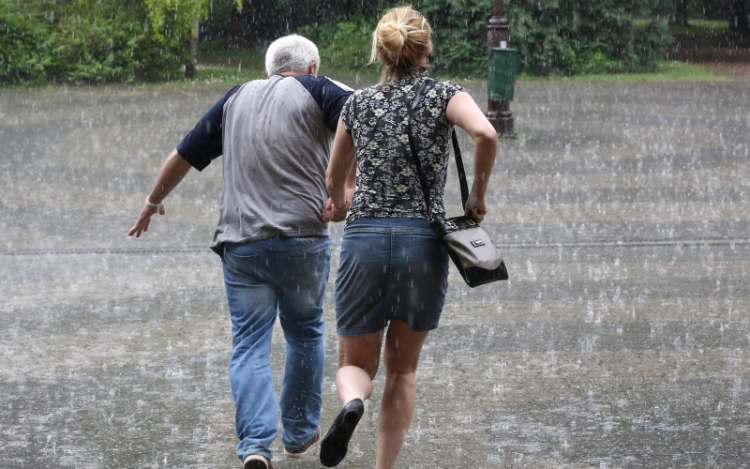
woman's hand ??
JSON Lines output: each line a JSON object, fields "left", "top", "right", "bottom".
{"left": 464, "top": 190, "right": 488, "bottom": 223}
{"left": 321, "top": 189, "right": 352, "bottom": 223}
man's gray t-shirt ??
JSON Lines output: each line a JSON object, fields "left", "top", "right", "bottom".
{"left": 175, "top": 74, "right": 353, "bottom": 255}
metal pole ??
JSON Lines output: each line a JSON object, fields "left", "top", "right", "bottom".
{"left": 487, "top": 0, "right": 514, "bottom": 135}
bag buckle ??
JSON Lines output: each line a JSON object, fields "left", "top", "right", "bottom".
{"left": 471, "top": 239, "right": 485, "bottom": 247}
{"left": 466, "top": 219, "right": 477, "bottom": 226}
{"left": 447, "top": 221, "right": 458, "bottom": 230}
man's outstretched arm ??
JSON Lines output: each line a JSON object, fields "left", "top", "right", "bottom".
{"left": 128, "top": 149, "right": 192, "bottom": 238}
{"left": 127, "top": 84, "right": 242, "bottom": 238}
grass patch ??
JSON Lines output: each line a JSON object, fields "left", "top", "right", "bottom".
{"left": 319, "top": 63, "right": 382, "bottom": 81}
{"left": 682, "top": 19, "right": 728, "bottom": 30}
{"left": 633, "top": 18, "right": 728, "bottom": 34}
{"left": 105, "top": 65, "right": 265, "bottom": 90}
{"left": 191, "top": 65, "right": 266, "bottom": 85}
{"left": 168, "top": 59, "right": 734, "bottom": 88}
{"left": 514, "top": 60, "right": 733, "bottom": 83}
{"left": 669, "top": 19, "right": 729, "bottom": 37}
{"left": 4, "top": 42, "right": 736, "bottom": 90}
{"left": 197, "top": 41, "right": 266, "bottom": 69}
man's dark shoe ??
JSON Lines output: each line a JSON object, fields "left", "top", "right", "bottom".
{"left": 319, "top": 398, "right": 365, "bottom": 467}
{"left": 284, "top": 428, "right": 321, "bottom": 458}
{"left": 243, "top": 454, "right": 272, "bottom": 469}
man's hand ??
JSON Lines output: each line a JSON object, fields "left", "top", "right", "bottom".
{"left": 321, "top": 198, "right": 350, "bottom": 223}
{"left": 128, "top": 202, "right": 166, "bottom": 238}
{"left": 127, "top": 149, "right": 191, "bottom": 238}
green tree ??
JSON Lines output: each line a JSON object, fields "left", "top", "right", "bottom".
{"left": 411, "top": 0, "right": 672, "bottom": 77}
{"left": 1, "top": 0, "right": 202, "bottom": 85}
{"left": 293, "top": 0, "right": 673, "bottom": 78}
{"left": 0, "top": 2, "right": 50, "bottom": 85}
{"left": 144, "top": 0, "right": 241, "bottom": 77}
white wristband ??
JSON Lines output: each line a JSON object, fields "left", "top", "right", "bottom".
{"left": 145, "top": 198, "right": 162, "bottom": 209}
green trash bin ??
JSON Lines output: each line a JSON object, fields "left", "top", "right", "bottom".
{"left": 488, "top": 47, "right": 517, "bottom": 102}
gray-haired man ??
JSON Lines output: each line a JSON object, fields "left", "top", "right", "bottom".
{"left": 129, "top": 35, "right": 353, "bottom": 469}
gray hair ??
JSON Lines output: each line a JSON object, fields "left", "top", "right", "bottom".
{"left": 265, "top": 35, "right": 320, "bottom": 77}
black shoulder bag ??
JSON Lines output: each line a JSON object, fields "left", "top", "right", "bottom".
{"left": 405, "top": 80, "right": 509, "bottom": 287}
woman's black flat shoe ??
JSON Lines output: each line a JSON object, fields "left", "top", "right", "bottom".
{"left": 319, "top": 398, "right": 365, "bottom": 467}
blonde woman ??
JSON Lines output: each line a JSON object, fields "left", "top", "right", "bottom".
{"left": 320, "top": 5, "right": 497, "bottom": 468}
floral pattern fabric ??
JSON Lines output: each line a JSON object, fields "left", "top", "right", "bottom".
{"left": 341, "top": 72, "right": 466, "bottom": 225}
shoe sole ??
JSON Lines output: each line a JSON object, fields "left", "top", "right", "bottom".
{"left": 284, "top": 440, "right": 319, "bottom": 459}
{"left": 244, "top": 454, "right": 271, "bottom": 469}
{"left": 284, "top": 447, "right": 314, "bottom": 459}
{"left": 319, "top": 400, "right": 364, "bottom": 467}
{"left": 284, "top": 428, "right": 321, "bottom": 459}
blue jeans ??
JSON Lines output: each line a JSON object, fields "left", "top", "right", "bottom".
{"left": 335, "top": 217, "right": 449, "bottom": 336}
{"left": 222, "top": 236, "right": 330, "bottom": 461}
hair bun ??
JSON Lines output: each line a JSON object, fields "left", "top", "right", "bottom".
{"left": 369, "top": 6, "right": 432, "bottom": 79}
{"left": 378, "top": 20, "right": 408, "bottom": 54}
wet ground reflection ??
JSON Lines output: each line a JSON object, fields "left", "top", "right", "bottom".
{"left": 1, "top": 78, "right": 748, "bottom": 468}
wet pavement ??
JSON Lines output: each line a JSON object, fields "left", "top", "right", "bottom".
{"left": 1, "top": 77, "right": 749, "bottom": 468}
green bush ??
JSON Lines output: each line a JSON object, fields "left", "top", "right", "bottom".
{"left": 417, "top": 0, "right": 491, "bottom": 78}
{"left": 298, "top": 16, "right": 380, "bottom": 76}
{"left": 48, "top": 9, "right": 184, "bottom": 84}
{"left": 632, "top": 19, "right": 672, "bottom": 72}
{"left": 503, "top": 0, "right": 673, "bottom": 76}
{"left": 47, "top": 1, "right": 185, "bottom": 84}
{"left": 1, "top": 0, "right": 186, "bottom": 85}
{"left": 0, "top": 3, "right": 50, "bottom": 85}
{"left": 298, "top": 1, "right": 673, "bottom": 79}
{"left": 3, "top": 0, "right": 675, "bottom": 85}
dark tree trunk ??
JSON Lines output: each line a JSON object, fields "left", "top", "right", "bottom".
{"left": 671, "top": 0, "right": 689, "bottom": 26}
{"left": 185, "top": 17, "right": 200, "bottom": 79}
{"left": 729, "top": 0, "right": 750, "bottom": 36}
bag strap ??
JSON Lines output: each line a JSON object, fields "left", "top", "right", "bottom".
{"left": 404, "top": 79, "right": 469, "bottom": 220}
{"left": 404, "top": 80, "right": 433, "bottom": 219}
{"left": 451, "top": 128, "right": 469, "bottom": 208}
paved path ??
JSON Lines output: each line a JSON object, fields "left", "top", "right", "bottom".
{"left": 1, "top": 78, "right": 749, "bottom": 468}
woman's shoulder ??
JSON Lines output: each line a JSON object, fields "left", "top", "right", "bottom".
{"left": 346, "top": 85, "right": 381, "bottom": 105}
{"left": 354, "top": 84, "right": 383, "bottom": 96}
{"left": 429, "top": 79, "right": 466, "bottom": 98}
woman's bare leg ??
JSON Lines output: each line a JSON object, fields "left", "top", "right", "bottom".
{"left": 336, "top": 331, "right": 383, "bottom": 404}
{"left": 320, "top": 331, "right": 383, "bottom": 467}
{"left": 375, "top": 320, "right": 429, "bottom": 469}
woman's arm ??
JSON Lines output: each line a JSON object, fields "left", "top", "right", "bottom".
{"left": 445, "top": 92, "right": 497, "bottom": 222}
{"left": 326, "top": 118, "right": 356, "bottom": 211}
{"left": 322, "top": 159, "right": 355, "bottom": 223}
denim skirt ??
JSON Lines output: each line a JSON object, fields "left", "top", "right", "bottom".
{"left": 335, "top": 217, "right": 450, "bottom": 336}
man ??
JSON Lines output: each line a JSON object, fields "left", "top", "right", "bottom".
{"left": 128, "top": 35, "right": 353, "bottom": 469}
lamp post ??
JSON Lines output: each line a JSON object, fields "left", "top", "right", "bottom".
{"left": 487, "top": 0, "right": 514, "bottom": 135}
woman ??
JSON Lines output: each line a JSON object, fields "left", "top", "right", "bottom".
{"left": 319, "top": 6, "right": 498, "bottom": 469}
